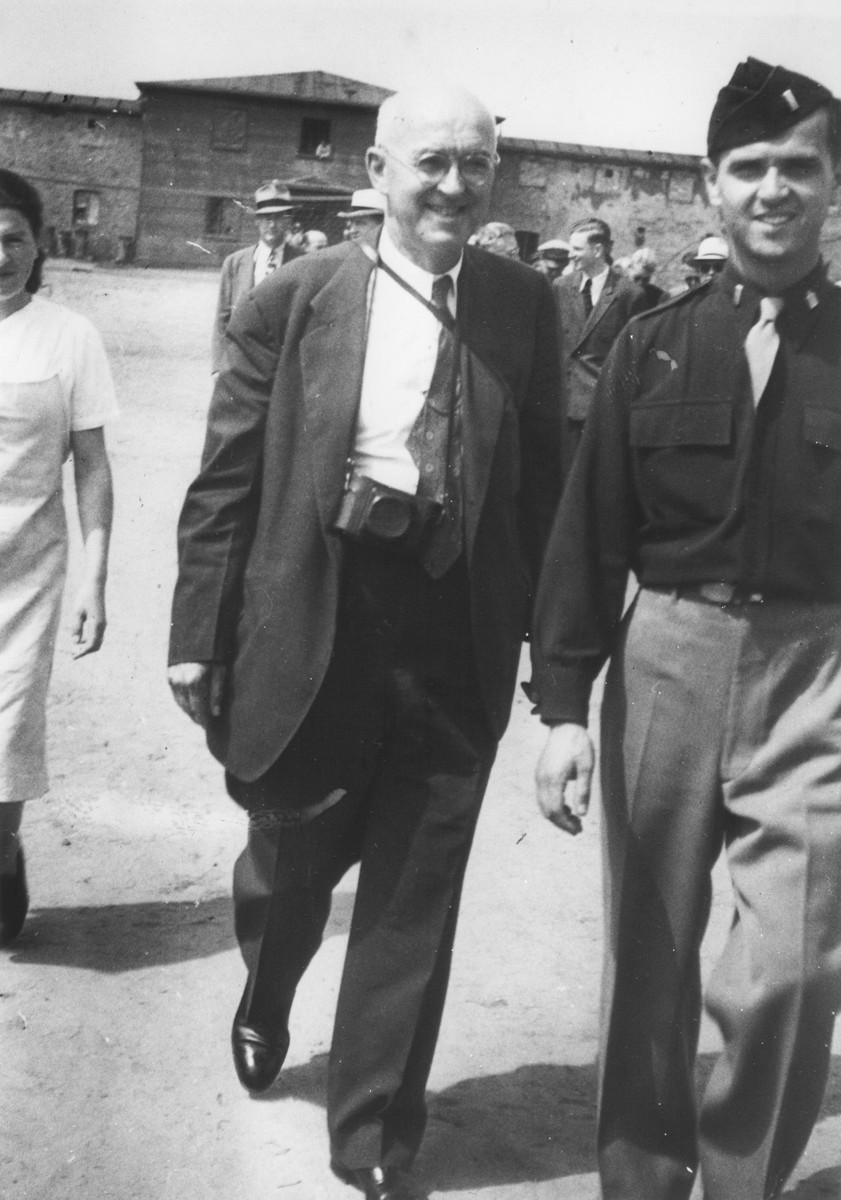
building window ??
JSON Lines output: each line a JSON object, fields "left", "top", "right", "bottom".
{"left": 299, "top": 117, "right": 332, "bottom": 157}
{"left": 205, "top": 197, "right": 244, "bottom": 238}
{"left": 72, "top": 190, "right": 100, "bottom": 227}
{"left": 212, "top": 107, "right": 247, "bottom": 151}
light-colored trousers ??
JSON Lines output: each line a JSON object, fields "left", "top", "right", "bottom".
{"left": 597, "top": 587, "right": 841, "bottom": 1200}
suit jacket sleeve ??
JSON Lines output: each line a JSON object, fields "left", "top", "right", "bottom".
{"left": 171, "top": 288, "right": 282, "bottom": 664}
{"left": 211, "top": 255, "right": 237, "bottom": 374}
{"left": 518, "top": 274, "right": 566, "bottom": 602}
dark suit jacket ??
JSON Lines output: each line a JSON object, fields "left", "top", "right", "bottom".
{"left": 553, "top": 266, "right": 647, "bottom": 422}
{"left": 211, "top": 241, "right": 303, "bottom": 371}
{"left": 171, "top": 240, "right": 562, "bottom": 781}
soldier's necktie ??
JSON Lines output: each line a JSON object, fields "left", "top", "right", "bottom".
{"left": 582, "top": 277, "right": 593, "bottom": 317}
{"left": 745, "top": 296, "right": 784, "bottom": 407}
{"left": 406, "top": 274, "right": 463, "bottom": 578}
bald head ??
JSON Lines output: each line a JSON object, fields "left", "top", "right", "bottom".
{"left": 366, "top": 84, "right": 498, "bottom": 274}
{"left": 375, "top": 86, "right": 497, "bottom": 154}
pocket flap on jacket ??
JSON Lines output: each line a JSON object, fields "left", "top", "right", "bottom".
{"left": 804, "top": 406, "right": 841, "bottom": 452}
{"left": 630, "top": 401, "right": 732, "bottom": 448}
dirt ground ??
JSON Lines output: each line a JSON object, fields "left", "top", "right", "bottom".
{"left": 1, "top": 262, "right": 840, "bottom": 1200}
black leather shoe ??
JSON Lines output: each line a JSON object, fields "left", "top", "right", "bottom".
{"left": 0, "top": 846, "right": 28, "bottom": 948}
{"left": 337, "top": 1165, "right": 425, "bottom": 1200}
{"left": 231, "top": 1017, "right": 289, "bottom": 1093}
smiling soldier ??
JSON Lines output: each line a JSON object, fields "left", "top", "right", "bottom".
{"left": 531, "top": 58, "right": 841, "bottom": 1200}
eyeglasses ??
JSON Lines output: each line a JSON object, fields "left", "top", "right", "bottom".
{"left": 378, "top": 146, "right": 499, "bottom": 188}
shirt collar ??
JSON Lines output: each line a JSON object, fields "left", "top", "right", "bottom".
{"left": 378, "top": 226, "right": 462, "bottom": 308}
{"left": 580, "top": 265, "right": 609, "bottom": 290}
{"left": 721, "top": 258, "right": 829, "bottom": 312}
{"left": 713, "top": 259, "right": 832, "bottom": 349}
{"left": 254, "top": 240, "right": 276, "bottom": 266}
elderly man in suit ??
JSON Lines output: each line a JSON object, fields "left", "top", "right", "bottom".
{"left": 554, "top": 216, "right": 647, "bottom": 473}
{"left": 168, "top": 84, "right": 561, "bottom": 1200}
{"left": 210, "top": 180, "right": 303, "bottom": 372}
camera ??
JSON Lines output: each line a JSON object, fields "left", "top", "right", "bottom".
{"left": 332, "top": 469, "right": 442, "bottom": 554}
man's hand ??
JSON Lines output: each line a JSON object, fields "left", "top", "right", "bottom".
{"left": 535, "top": 722, "right": 595, "bottom": 836}
{"left": 167, "top": 662, "right": 227, "bottom": 728}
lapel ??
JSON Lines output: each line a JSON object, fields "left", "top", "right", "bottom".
{"left": 241, "top": 246, "right": 257, "bottom": 291}
{"left": 457, "top": 251, "right": 511, "bottom": 554}
{"left": 299, "top": 245, "right": 375, "bottom": 532}
{"left": 578, "top": 267, "right": 618, "bottom": 343}
{"left": 297, "top": 243, "right": 511, "bottom": 551}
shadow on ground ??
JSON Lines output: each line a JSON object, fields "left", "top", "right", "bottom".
{"left": 7, "top": 889, "right": 356, "bottom": 972}
{"left": 261, "top": 1052, "right": 841, "bottom": 1193}
{"left": 262, "top": 1054, "right": 598, "bottom": 1185}
{"left": 784, "top": 1168, "right": 841, "bottom": 1198}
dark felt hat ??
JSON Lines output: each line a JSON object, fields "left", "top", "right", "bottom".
{"left": 707, "top": 57, "right": 836, "bottom": 158}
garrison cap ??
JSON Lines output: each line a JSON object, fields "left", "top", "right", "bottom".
{"left": 707, "top": 57, "right": 836, "bottom": 158}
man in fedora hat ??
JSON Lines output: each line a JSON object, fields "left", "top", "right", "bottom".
{"left": 679, "top": 235, "right": 730, "bottom": 291}
{"left": 337, "top": 187, "right": 386, "bottom": 246}
{"left": 211, "top": 180, "right": 303, "bottom": 372}
{"left": 533, "top": 56, "right": 841, "bottom": 1200}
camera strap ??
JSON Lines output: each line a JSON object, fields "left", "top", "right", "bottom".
{"left": 375, "top": 257, "right": 461, "bottom": 512}
{"left": 376, "top": 257, "right": 457, "bottom": 333}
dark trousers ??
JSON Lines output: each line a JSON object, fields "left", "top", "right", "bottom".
{"left": 229, "top": 543, "right": 497, "bottom": 1173}
{"left": 598, "top": 588, "right": 841, "bottom": 1200}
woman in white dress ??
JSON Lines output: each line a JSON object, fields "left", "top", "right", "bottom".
{"left": 0, "top": 170, "right": 117, "bottom": 946}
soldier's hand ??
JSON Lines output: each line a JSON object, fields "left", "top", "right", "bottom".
{"left": 167, "top": 661, "right": 227, "bottom": 728}
{"left": 535, "top": 723, "right": 595, "bottom": 836}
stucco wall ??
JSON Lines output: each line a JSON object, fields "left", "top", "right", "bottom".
{"left": 0, "top": 100, "right": 142, "bottom": 261}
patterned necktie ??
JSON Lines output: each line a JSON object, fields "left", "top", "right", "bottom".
{"left": 744, "top": 296, "right": 784, "bottom": 407}
{"left": 406, "top": 274, "right": 463, "bottom": 578}
{"left": 582, "top": 276, "right": 593, "bottom": 317}
{"left": 266, "top": 247, "right": 279, "bottom": 274}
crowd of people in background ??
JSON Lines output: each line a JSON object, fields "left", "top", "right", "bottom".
{"left": 215, "top": 175, "right": 734, "bottom": 322}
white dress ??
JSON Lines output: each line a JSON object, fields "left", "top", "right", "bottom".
{"left": 0, "top": 296, "right": 118, "bottom": 803}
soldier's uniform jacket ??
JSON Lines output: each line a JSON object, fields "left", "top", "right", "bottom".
{"left": 531, "top": 260, "right": 841, "bottom": 725}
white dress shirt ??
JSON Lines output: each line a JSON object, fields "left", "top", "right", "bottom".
{"left": 353, "top": 227, "right": 460, "bottom": 493}
{"left": 581, "top": 264, "right": 609, "bottom": 309}
{"left": 253, "top": 240, "right": 279, "bottom": 286}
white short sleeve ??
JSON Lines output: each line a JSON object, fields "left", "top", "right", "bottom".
{"left": 64, "top": 309, "right": 119, "bottom": 431}
{"left": 0, "top": 297, "right": 119, "bottom": 431}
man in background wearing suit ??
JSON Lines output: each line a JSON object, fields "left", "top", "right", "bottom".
{"left": 554, "top": 216, "right": 646, "bottom": 473}
{"left": 168, "top": 84, "right": 561, "bottom": 1200}
{"left": 210, "top": 180, "right": 303, "bottom": 372}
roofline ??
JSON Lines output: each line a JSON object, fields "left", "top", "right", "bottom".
{"left": 0, "top": 88, "right": 141, "bottom": 116}
{"left": 135, "top": 80, "right": 386, "bottom": 111}
{"left": 498, "top": 134, "right": 701, "bottom": 171}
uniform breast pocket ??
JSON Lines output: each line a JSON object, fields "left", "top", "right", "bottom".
{"left": 629, "top": 399, "right": 735, "bottom": 527}
{"left": 630, "top": 400, "right": 733, "bottom": 448}
{"left": 803, "top": 407, "right": 841, "bottom": 454}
